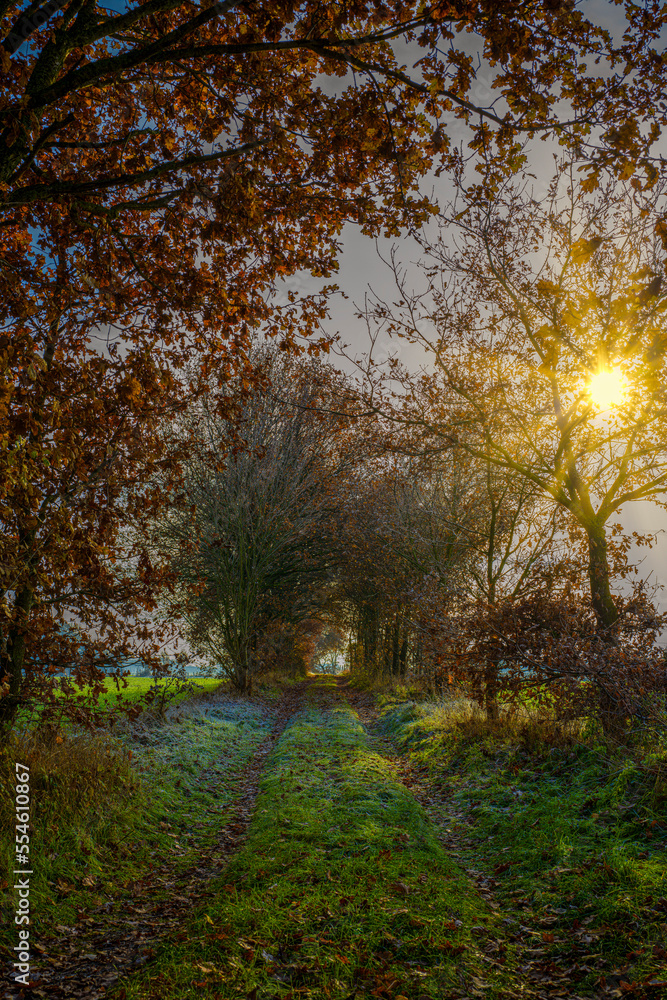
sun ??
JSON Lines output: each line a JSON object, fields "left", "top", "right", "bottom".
{"left": 588, "top": 368, "right": 628, "bottom": 410}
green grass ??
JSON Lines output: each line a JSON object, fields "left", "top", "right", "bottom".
{"left": 377, "top": 695, "right": 667, "bottom": 995}
{"left": 12, "top": 675, "right": 226, "bottom": 734}
{"left": 106, "top": 675, "right": 220, "bottom": 698}
{"left": 60, "top": 674, "right": 224, "bottom": 707}
{"left": 0, "top": 694, "right": 270, "bottom": 957}
{"left": 8, "top": 675, "right": 665, "bottom": 996}
{"left": 111, "top": 678, "right": 502, "bottom": 999}
{"left": 22, "top": 671, "right": 310, "bottom": 731}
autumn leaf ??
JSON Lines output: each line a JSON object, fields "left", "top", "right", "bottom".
{"left": 570, "top": 237, "right": 604, "bottom": 265}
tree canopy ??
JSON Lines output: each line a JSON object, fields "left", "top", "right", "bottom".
{"left": 4, "top": 1, "right": 667, "bottom": 734}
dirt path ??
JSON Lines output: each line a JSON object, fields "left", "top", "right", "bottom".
{"left": 94, "top": 676, "right": 496, "bottom": 999}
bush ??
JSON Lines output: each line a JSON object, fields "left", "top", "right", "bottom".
{"left": 455, "top": 590, "right": 667, "bottom": 741}
{"left": 0, "top": 724, "right": 136, "bottom": 839}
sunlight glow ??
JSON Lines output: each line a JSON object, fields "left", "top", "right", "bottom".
{"left": 588, "top": 368, "right": 628, "bottom": 410}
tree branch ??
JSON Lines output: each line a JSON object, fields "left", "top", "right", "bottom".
{"left": 4, "top": 137, "right": 265, "bottom": 207}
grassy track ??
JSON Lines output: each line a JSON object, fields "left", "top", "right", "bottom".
{"left": 7, "top": 676, "right": 666, "bottom": 999}
{"left": 113, "top": 678, "right": 502, "bottom": 1000}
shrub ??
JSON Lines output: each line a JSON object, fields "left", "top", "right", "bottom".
{"left": 455, "top": 589, "right": 667, "bottom": 741}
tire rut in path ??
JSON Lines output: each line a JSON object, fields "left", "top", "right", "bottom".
{"left": 2, "top": 684, "right": 306, "bottom": 1000}
{"left": 388, "top": 755, "right": 593, "bottom": 1000}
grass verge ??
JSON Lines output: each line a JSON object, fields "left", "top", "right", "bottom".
{"left": 377, "top": 696, "right": 667, "bottom": 996}
{"left": 1, "top": 694, "right": 270, "bottom": 960}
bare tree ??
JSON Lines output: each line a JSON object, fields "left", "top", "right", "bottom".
{"left": 407, "top": 449, "right": 568, "bottom": 715}
{"left": 152, "top": 352, "right": 355, "bottom": 692}
{"left": 333, "top": 451, "right": 476, "bottom": 682}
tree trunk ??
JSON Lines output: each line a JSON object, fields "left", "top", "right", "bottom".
{"left": 414, "top": 635, "right": 422, "bottom": 678}
{"left": 398, "top": 630, "right": 408, "bottom": 677}
{"left": 233, "top": 660, "right": 248, "bottom": 691}
{"left": 0, "top": 585, "right": 34, "bottom": 738}
{"left": 232, "top": 639, "right": 251, "bottom": 693}
{"left": 391, "top": 617, "right": 400, "bottom": 676}
{"left": 0, "top": 345, "right": 55, "bottom": 740}
{"left": 586, "top": 521, "right": 624, "bottom": 736}
{"left": 361, "top": 604, "right": 378, "bottom": 672}
{"left": 586, "top": 522, "right": 618, "bottom": 630}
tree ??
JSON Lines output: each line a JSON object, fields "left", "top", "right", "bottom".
{"left": 350, "top": 446, "right": 570, "bottom": 713}
{"left": 0, "top": 351, "right": 183, "bottom": 734}
{"left": 464, "top": 584, "right": 667, "bottom": 737}
{"left": 0, "top": 0, "right": 583, "bottom": 735}
{"left": 334, "top": 465, "right": 413, "bottom": 680}
{"left": 446, "top": 457, "right": 567, "bottom": 720}
{"left": 312, "top": 626, "right": 347, "bottom": 673}
{"left": 4, "top": 1, "right": 667, "bottom": 459}
{"left": 152, "top": 352, "right": 356, "bottom": 692}
{"left": 3, "top": 0, "right": 667, "bottom": 231}
{"left": 334, "top": 451, "right": 475, "bottom": 683}
{"left": 361, "top": 164, "right": 667, "bottom": 632}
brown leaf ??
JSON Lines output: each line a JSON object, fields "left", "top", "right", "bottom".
{"left": 390, "top": 881, "right": 411, "bottom": 896}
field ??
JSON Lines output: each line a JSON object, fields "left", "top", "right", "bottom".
{"left": 79, "top": 675, "right": 224, "bottom": 707}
